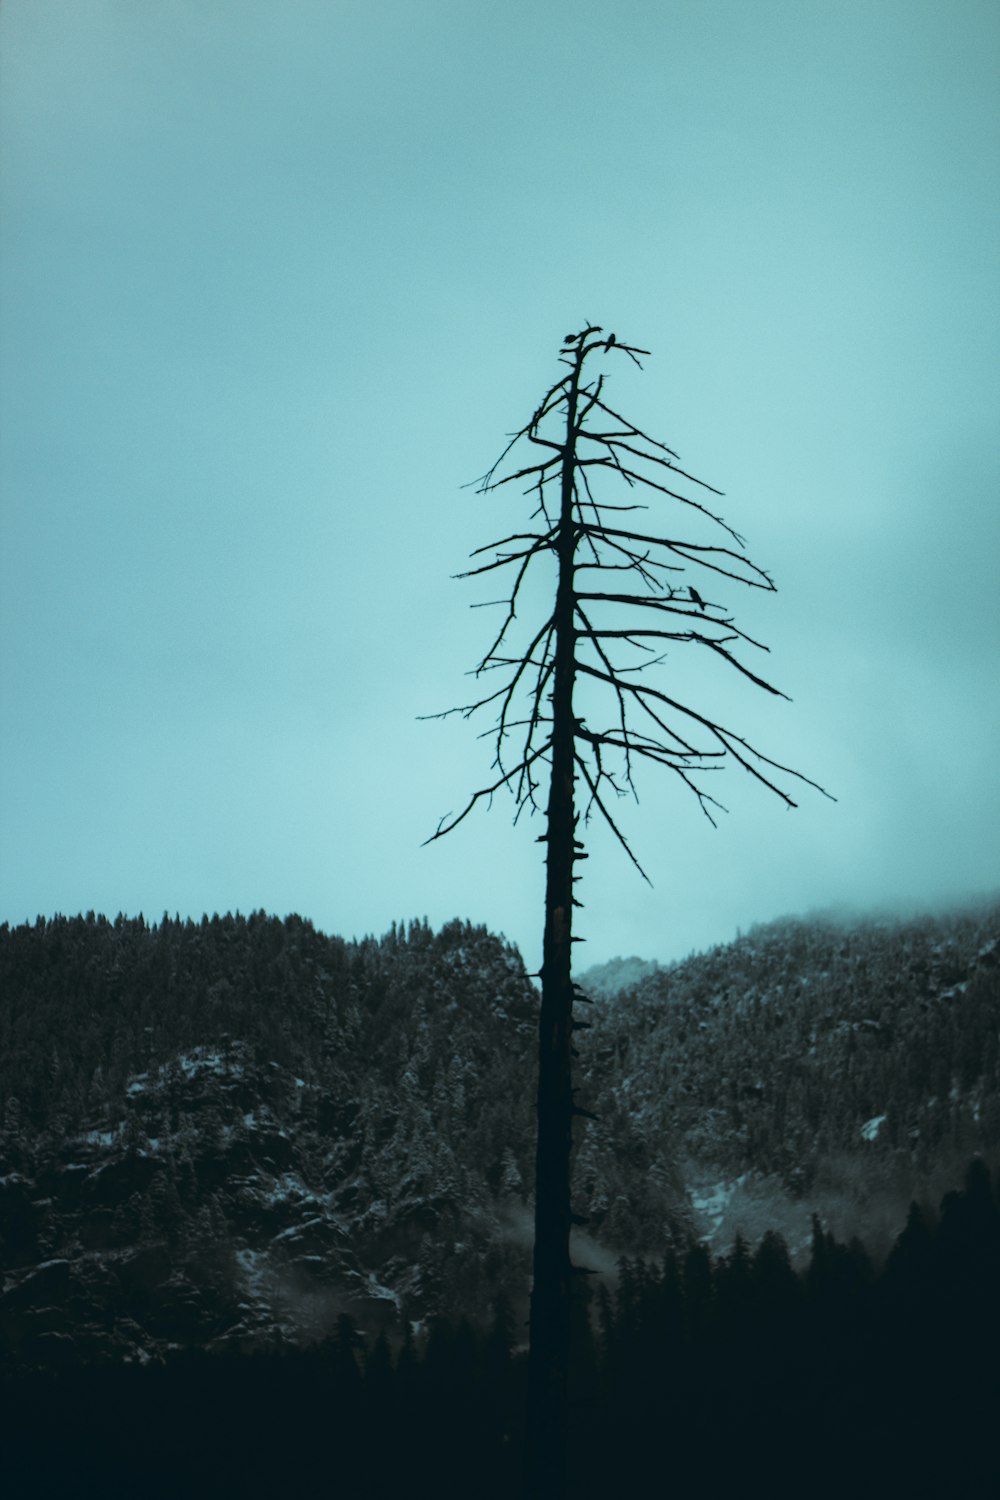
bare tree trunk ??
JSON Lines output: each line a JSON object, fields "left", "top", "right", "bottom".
{"left": 525, "top": 369, "right": 580, "bottom": 1500}
{"left": 424, "top": 323, "right": 831, "bottom": 1499}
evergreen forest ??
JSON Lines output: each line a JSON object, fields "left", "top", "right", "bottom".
{"left": 1, "top": 900, "right": 998, "bottom": 1494}
{"left": 4, "top": 1160, "right": 998, "bottom": 1498}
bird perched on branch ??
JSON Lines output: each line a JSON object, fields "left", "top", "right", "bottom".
{"left": 605, "top": 333, "right": 616, "bottom": 350}
{"left": 688, "top": 585, "right": 706, "bottom": 610}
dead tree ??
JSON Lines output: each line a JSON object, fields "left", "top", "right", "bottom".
{"left": 425, "top": 325, "right": 830, "bottom": 1499}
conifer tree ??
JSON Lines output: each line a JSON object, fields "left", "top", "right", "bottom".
{"left": 426, "top": 324, "right": 829, "bottom": 1497}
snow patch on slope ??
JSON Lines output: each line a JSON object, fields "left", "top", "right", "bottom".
{"left": 690, "top": 1175, "right": 748, "bottom": 1238}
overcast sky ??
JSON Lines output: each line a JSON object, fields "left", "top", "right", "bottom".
{"left": 2, "top": 0, "right": 998, "bottom": 969}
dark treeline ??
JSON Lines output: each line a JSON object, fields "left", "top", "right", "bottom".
{"left": 3, "top": 1158, "right": 997, "bottom": 1500}
{"left": 0, "top": 909, "right": 536, "bottom": 1138}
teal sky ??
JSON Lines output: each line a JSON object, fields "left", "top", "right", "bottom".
{"left": 2, "top": 0, "right": 998, "bottom": 967}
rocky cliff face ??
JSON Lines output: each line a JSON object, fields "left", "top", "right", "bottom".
{"left": 2, "top": 1045, "right": 540, "bottom": 1366}
{"left": 4, "top": 1047, "right": 352, "bottom": 1364}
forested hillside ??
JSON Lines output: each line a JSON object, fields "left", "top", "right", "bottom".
{"left": 1, "top": 900, "right": 998, "bottom": 1368}
{"left": 578, "top": 899, "right": 1000, "bottom": 1254}
{"left": 0, "top": 913, "right": 541, "bottom": 1361}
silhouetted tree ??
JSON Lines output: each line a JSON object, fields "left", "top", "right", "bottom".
{"left": 364, "top": 1328, "right": 393, "bottom": 1414}
{"left": 427, "top": 324, "right": 830, "bottom": 1497}
{"left": 716, "top": 1231, "right": 752, "bottom": 1338}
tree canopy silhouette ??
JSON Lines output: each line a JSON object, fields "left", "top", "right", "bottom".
{"left": 426, "top": 323, "right": 831, "bottom": 1498}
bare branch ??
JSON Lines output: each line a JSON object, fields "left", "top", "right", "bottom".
{"left": 576, "top": 591, "right": 771, "bottom": 650}
{"left": 423, "top": 738, "right": 554, "bottom": 844}
{"left": 478, "top": 455, "right": 562, "bottom": 493}
{"left": 576, "top": 660, "right": 832, "bottom": 807}
{"left": 573, "top": 501, "right": 649, "bottom": 513}
{"left": 576, "top": 628, "right": 789, "bottom": 698}
{"left": 573, "top": 752, "right": 651, "bottom": 883}
{"left": 467, "top": 530, "right": 554, "bottom": 559}
{"left": 581, "top": 525, "right": 774, "bottom": 588}
{"left": 574, "top": 598, "right": 634, "bottom": 785}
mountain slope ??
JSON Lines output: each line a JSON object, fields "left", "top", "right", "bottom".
{"left": 1, "top": 900, "right": 998, "bottom": 1366}
{"left": 0, "top": 914, "right": 542, "bottom": 1362}
{"left": 578, "top": 899, "right": 1000, "bottom": 1252}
